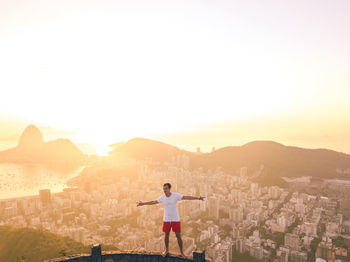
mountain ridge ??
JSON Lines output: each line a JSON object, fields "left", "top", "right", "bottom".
{"left": 109, "top": 138, "right": 350, "bottom": 183}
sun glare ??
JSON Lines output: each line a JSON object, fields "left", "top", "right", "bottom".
{"left": 1, "top": 0, "right": 349, "bottom": 154}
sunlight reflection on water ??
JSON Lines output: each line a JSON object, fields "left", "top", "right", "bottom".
{"left": 0, "top": 163, "right": 84, "bottom": 199}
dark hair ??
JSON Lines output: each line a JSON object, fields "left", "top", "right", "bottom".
{"left": 163, "top": 183, "right": 171, "bottom": 189}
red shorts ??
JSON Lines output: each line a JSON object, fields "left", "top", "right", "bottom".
{"left": 162, "top": 221, "right": 181, "bottom": 233}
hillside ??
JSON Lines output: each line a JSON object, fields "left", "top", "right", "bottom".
{"left": 109, "top": 139, "right": 350, "bottom": 183}
{"left": 191, "top": 141, "right": 350, "bottom": 178}
{"left": 0, "top": 226, "right": 117, "bottom": 262}
{"left": 108, "top": 137, "right": 189, "bottom": 162}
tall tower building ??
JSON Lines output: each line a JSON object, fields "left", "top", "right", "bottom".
{"left": 39, "top": 189, "right": 51, "bottom": 206}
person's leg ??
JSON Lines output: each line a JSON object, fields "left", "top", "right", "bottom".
{"left": 162, "top": 222, "right": 171, "bottom": 257}
{"left": 175, "top": 232, "right": 186, "bottom": 258}
{"left": 173, "top": 222, "right": 186, "bottom": 258}
{"left": 163, "top": 232, "right": 170, "bottom": 256}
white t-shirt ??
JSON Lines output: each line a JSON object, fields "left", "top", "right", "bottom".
{"left": 157, "top": 192, "right": 183, "bottom": 222}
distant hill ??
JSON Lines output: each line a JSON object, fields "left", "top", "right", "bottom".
{"left": 109, "top": 138, "right": 350, "bottom": 185}
{"left": 108, "top": 137, "right": 188, "bottom": 162}
{"left": 0, "top": 226, "right": 117, "bottom": 262}
{"left": 192, "top": 140, "right": 350, "bottom": 176}
{"left": 0, "top": 124, "right": 85, "bottom": 166}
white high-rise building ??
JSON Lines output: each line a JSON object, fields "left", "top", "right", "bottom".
{"left": 230, "top": 207, "right": 243, "bottom": 224}
{"left": 240, "top": 167, "right": 248, "bottom": 177}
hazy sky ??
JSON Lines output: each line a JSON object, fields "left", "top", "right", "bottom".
{"left": 1, "top": 0, "right": 349, "bottom": 154}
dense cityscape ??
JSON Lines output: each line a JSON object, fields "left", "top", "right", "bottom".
{"left": 1, "top": 154, "right": 349, "bottom": 262}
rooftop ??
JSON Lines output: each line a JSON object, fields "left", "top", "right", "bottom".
{"left": 45, "top": 244, "right": 207, "bottom": 262}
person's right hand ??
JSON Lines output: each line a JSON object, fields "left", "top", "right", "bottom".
{"left": 136, "top": 200, "right": 143, "bottom": 207}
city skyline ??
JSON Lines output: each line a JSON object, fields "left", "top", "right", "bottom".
{"left": 0, "top": 116, "right": 350, "bottom": 156}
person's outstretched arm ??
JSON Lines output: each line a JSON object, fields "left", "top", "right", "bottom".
{"left": 182, "top": 196, "right": 205, "bottom": 201}
{"left": 137, "top": 200, "right": 159, "bottom": 206}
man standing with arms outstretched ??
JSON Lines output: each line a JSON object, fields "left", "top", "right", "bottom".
{"left": 137, "top": 183, "right": 205, "bottom": 258}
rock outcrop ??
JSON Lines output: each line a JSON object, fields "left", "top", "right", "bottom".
{"left": 0, "top": 124, "right": 84, "bottom": 166}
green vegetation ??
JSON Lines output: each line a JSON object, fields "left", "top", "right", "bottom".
{"left": 16, "top": 256, "right": 26, "bottom": 262}
{"left": 310, "top": 237, "right": 321, "bottom": 253}
{"left": 260, "top": 227, "right": 284, "bottom": 247}
{"left": 232, "top": 251, "right": 260, "bottom": 262}
{"left": 252, "top": 172, "right": 289, "bottom": 188}
{"left": 0, "top": 226, "right": 88, "bottom": 262}
{"left": 267, "top": 232, "right": 284, "bottom": 246}
{"left": 271, "top": 192, "right": 292, "bottom": 216}
{"left": 333, "top": 236, "right": 348, "bottom": 248}
{"left": 308, "top": 237, "right": 321, "bottom": 262}
{"left": 0, "top": 226, "right": 117, "bottom": 262}
{"left": 58, "top": 249, "right": 67, "bottom": 257}
{"left": 286, "top": 217, "right": 300, "bottom": 233}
